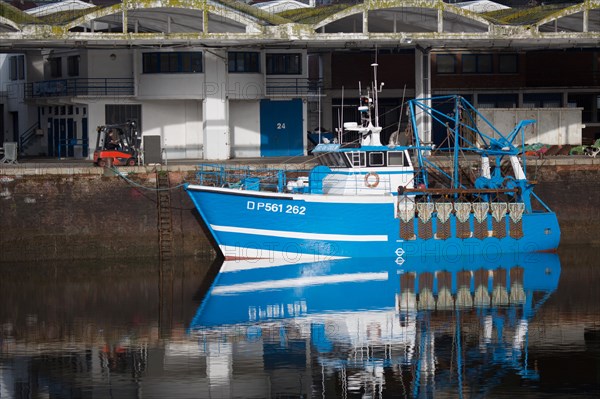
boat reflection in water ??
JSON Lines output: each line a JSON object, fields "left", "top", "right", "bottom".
{"left": 191, "top": 253, "right": 560, "bottom": 398}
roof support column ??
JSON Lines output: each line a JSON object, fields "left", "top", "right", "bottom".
{"left": 320, "top": 52, "right": 333, "bottom": 133}
{"left": 203, "top": 49, "right": 230, "bottom": 160}
{"left": 122, "top": 2, "right": 127, "bottom": 34}
{"left": 415, "top": 46, "right": 432, "bottom": 145}
{"left": 203, "top": 0, "right": 208, "bottom": 33}
{"left": 437, "top": 9, "right": 443, "bottom": 33}
{"left": 583, "top": 9, "right": 589, "bottom": 32}
{"left": 363, "top": 10, "right": 368, "bottom": 33}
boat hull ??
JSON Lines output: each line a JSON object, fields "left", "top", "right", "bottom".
{"left": 185, "top": 185, "right": 560, "bottom": 260}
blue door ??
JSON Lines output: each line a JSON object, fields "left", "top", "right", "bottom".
{"left": 260, "top": 99, "right": 303, "bottom": 157}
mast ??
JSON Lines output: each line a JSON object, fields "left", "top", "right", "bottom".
{"left": 371, "top": 62, "right": 384, "bottom": 128}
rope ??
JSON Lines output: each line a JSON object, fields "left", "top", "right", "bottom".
{"left": 109, "top": 166, "right": 187, "bottom": 192}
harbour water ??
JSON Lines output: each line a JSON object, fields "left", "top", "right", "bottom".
{"left": 0, "top": 245, "right": 599, "bottom": 398}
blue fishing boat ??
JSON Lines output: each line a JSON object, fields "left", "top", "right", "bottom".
{"left": 189, "top": 253, "right": 561, "bottom": 394}
{"left": 191, "top": 253, "right": 560, "bottom": 329}
{"left": 185, "top": 65, "right": 560, "bottom": 261}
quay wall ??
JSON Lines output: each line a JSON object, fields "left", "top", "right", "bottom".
{"left": 0, "top": 159, "right": 599, "bottom": 262}
{"left": 0, "top": 167, "right": 212, "bottom": 262}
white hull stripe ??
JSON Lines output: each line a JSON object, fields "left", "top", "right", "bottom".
{"left": 212, "top": 224, "right": 388, "bottom": 242}
{"left": 212, "top": 272, "right": 388, "bottom": 295}
{"left": 219, "top": 250, "right": 347, "bottom": 271}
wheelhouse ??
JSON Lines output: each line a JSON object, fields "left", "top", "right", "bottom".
{"left": 314, "top": 148, "right": 411, "bottom": 169}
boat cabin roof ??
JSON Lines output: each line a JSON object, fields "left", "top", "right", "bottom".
{"left": 312, "top": 144, "right": 411, "bottom": 169}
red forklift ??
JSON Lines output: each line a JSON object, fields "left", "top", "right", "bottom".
{"left": 93, "top": 121, "right": 141, "bottom": 167}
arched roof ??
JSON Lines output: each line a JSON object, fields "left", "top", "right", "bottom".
{"left": 313, "top": 1, "right": 491, "bottom": 34}
{"left": 534, "top": 1, "right": 600, "bottom": 33}
{"left": 64, "top": 1, "right": 269, "bottom": 34}
{"left": 0, "top": 15, "right": 20, "bottom": 33}
{"left": 1, "top": 1, "right": 600, "bottom": 50}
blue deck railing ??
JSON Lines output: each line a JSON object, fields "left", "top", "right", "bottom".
{"left": 196, "top": 164, "right": 310, "bottom": 193}
{"left": 25, "top": 78, "right": 134, "bottom": 98}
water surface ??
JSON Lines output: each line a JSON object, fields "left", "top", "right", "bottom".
{"left": 1, "top": 247, "right": 599, "bottom": 398}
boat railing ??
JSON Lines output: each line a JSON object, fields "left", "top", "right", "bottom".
{"left": 195, "top": 164, "right": 310, "bottom": 193}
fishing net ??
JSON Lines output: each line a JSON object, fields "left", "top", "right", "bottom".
{"left": 490, "top": 203, "right": 508, "bottom": 239}
{"left": 492, "top": 269, "right": 509, "bottom": 306}
{"left": 508, "top": 203, "right": 525, "bottom": 239}
{"left": 472, "top": 203, "right": 490, "bottom": 240}
{"left": 417, "top": 203, "right": 435, "bottom": 239}
{"left": 509, "top": 267, "right": 525, "bottom": 304}
{"left": 418, "top": 288, "right": 436, "bottom": 310}
{"left": 435, "top": 202, "right": 453, "bottom": 239}
{"left": 398, "top": 201, "right": 415, "bottom": 240}
{"left": 474, "top": 285, "right": 490, "bottom": 308}
{"left": 436, "top": 271, "right": 454, "bottom": 310}
{"left": 454, "top": 202, "right": 472, "bottom": 239}
{"left": 456, "top": 287, "right": 473, "bottom": 308}
{"left": 492, "top": 286, "right": 509, "bottom": 306}
{"left": 418, "top": 219, "right": 433, "bottom": 239}
{"left": 437, "top": 288, "right": 454, "bottom": 310}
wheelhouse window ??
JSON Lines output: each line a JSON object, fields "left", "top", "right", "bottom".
{"left": 143, "top": 52, "right": 203, "bottom": 73}
{"left": 388, "top": 151, "right": 407, "bottom": 166}
{"left": 315, "top": 151, "right": 348, "bottom": 168}
{"left": 345, "top": 151, "right": 366, "bottom": 167}
{"left": 228, "top": 52, "right": 260, "bottom": 73}
{"left": 266, "top": 53, "right": 302, "bottom": 75}
{"left": 368, "top": 152, "right": 385, "bottom": 167}
{"left": 436, "top": 54, "right": 456, "bottom": 74}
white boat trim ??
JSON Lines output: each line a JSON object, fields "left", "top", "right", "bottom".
{"left": 211, "top": 272, "right": 389, "bottom": 295}
{"left": 212, "top": 224, "right": 388, "bottom": 242}
{"left": 186, "top": 184, "right": 396, "bottom": 203}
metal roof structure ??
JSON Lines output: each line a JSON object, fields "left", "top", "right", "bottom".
{"left": 1, "top": 0, "right": 600, "bottom": 50}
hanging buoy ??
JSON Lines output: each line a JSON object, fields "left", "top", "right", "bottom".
{"left": 364, "top": 172, "right": 380, "bottom": 188}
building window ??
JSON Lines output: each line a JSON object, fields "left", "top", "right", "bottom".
{"left": 228, "top": 52, "right": 260, "bottom": 73}
{"left": 142, "top": 52, "right": 203, "bottom": 73}
{"left": 567, "top": 94, "right": 593, "bottom": 123}
{"left": 9, "top": 55, "right": 24, "bottom": 80}
{"left": 266, "top": 53, "right": 302, "bottom": 75}
{"left": 498, "top": 54, "right": 518, "bottom": 74}
{"left": 478, "top": 93, "right": 518, "bottom": 108}
{"left": 462, "top": 54, "right": 492, "bottom": 74}
{"left": 436, "top": 54, "right": 456, "bottom": 74}
{"left": 67, "top": 55, "right": 79, "bottom": 77}
{"left": 49, "top": 57, "right": 62, "bottom": 78}
{"left": 523, "top": 93, "right": 562, "bottom": 108}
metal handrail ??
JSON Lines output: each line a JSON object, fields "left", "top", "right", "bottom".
{"left": 266, "top": 78, "right": 323, "bottom": 97}
{"left": 19, "top": 121, "right": 40, "bottom": 152}
{"left": 25, "top": 78, "right": 134, "bottom": 99}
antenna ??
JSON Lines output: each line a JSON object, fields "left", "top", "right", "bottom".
{"left": 318, "top": 87, "right": 321, "bottom": 144}
{"left": 340, "top": 86, "right": 344, "bottom": 144}
{"left": 371, "top": 62, "right": 381, "bottom": 128}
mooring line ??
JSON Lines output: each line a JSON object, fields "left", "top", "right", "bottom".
{"left": 109, "top": 166, "right": 187, "bottom": 191}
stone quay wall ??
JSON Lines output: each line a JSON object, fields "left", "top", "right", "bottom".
{"left": 0, "top": 167, "right": 212, "bottom": 262}
{"left": 0, "top": 159, "right": 598, "bottom": 262}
